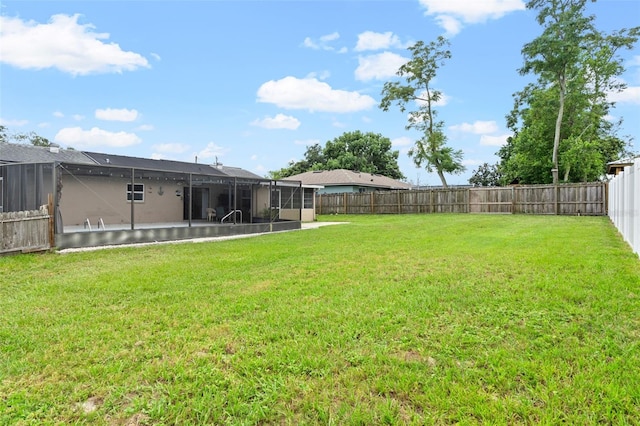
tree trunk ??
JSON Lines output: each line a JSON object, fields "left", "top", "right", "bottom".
{"left": 552, "top": 75, "right": 566, "bottom": 184}
{"left": 436, "top": 170, "right": 448, "bottom": 188}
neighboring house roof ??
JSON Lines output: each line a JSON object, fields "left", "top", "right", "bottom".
{"left": 0, "top": 142, "right": 96, "bottom": 165}
{"left": 606, "top": 159, "right": 635, "bottom": 175}
{"left": 284, "top": 169, "right": 412, "bottom": 190}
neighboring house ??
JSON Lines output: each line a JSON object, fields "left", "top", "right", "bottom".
{"left": 284, "top": 169, "right": 412, "bottom": 194}
{"left": 606, "top": 159, "right": 636, "bottom": 176}
{"left": 0, "top": 143, "right": 318, "bottom": 249}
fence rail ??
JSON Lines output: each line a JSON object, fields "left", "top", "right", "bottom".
{"left": 1, "top": 205, "right": 51, "bottom": 254}
{"left": 316, "top": 182, "right": 607, "bottom": 216}
{"left": 608, "top": 159, "right": 639, "bottom": 256}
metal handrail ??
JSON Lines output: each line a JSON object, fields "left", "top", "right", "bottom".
{"left": 221, "top": 210, "right": 242, "bottom": 224}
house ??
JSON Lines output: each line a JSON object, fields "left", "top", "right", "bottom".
{"left": 1, "top": 142, "right": 319, "bottom": 249}
{"left": 284, "top": 169, "right": 412, "bottom": 194}
{"left": 606, "top": 159, "right": 636, "bottom": 176}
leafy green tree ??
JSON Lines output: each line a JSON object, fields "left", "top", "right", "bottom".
{"left": 506, "top": 0, "right": 639, "bottom": 184}
{"left": 468, "top": 163, "right": 502, "bottom": 187}
{"left": 0, "top": 125, "right": 52, "bottom": 146}
{"left": 0, "top": 125, "right": 8, "bottom": 143}
{"left": 268, "top": 131, "right": 404, "bottom": 180}
{"left": 379, "top": 37, "right": 464, "bottom": 188}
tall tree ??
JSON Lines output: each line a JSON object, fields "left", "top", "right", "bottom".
{"left": 379, "top": 37, "right": 464, "bottom": 188}
{"left": 268, "top": 131, "right": 404, "bottom": 180}
{"left": 468, "top": 163, "right": 502, "bottom": 187}
{"left": 509, "top": 0, "right": 639, "bottom": 184}
{"left": 0, "top": 125, "right": 52, "bottom": 146}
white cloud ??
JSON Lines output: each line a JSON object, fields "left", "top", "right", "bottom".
{"left": 608, "top": 86, "right": 640, "bottom": 105}
{"left": 480, "top": 134, "right": 511, "bottom": 146}
{"left": 302, "top": 32, "right": 341, "bottom": 51}
{"left": 54, "top": 127, "right": 142, "bottom": 148}
{"left": 419, "top": 0, "right": 525, "bottom": 35}
{"left": 72, "top": 114, "right": 85, "bottom": 121}
{"left": 38, "top": 122, "right": 50, "bottom": 128}
{"left": 0, "top": 14, "right": 150, "bottom": 75}
{"left": 355, "top": 51, "right": 409, "bottom": 81}
{"left": 251, "top": 113, "right": 301, "bottom": 130}
{"left": 150, "top": 52, "right": 161, "bottom": 61}
{"left": 95, "top": 108, "right": 139, "bottom": 122}
{"left": 355, "top": 31, "right": 406, "bottom": 52}
{"left": 436, "top": 15, "right": 463, "bottom": 37}
{"left": 53, "top": 111, "right": 64, "bottom": 118}
{"left": 136, "top": 124, "right": 155, "bottom": 131}
{"left": 196, "top": 142, "right": 229, "bottom": 161}
{"left": 306, "top": 70, "right": 331, "bottom": 81}
{"left": 392, "top": 136, "right": 413, "bottom": 147}
{"left": 450, "top": 120, "right": 499, "bottom": 134}
{"left": 250, "top": 154, "right": 258, "bottom": 161}
{"left": 153, "top": 143, "right": 190, "bottom": 154}
{"left": 321, "top": 32, "right": 340, "bottom": 42}
{"left": 0, "top": 118, "right": 28, "bottom": 127}
{"left": 257, "top": 76, "right": 376, "bottom": 113}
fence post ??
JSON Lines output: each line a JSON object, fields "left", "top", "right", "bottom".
{"left": 343, "top": 192, "right": 347, "bottom": 214}
{"left": 370, "top": 192, "right": 374, "bottom": 214}
{"left": 48, "top": 193, "right": 54, "bottom": 249}
{"left": 555, "top": 183, "right": 559, "bottom": 215}
{"left": 397, "top": 191, "right": 401, "bottom": 214}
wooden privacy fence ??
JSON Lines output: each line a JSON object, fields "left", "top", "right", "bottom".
{"left": 316, "top": 183, "right": 606, "bottom": 216}
{"left": 1, "top": 204, "right": 52, "bottom": 254}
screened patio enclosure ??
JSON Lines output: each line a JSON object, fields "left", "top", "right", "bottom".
{"left": 1, "top": 161, "right": 309, "bottom": 249}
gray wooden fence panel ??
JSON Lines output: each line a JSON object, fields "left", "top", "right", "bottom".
{"left": 316, "top": 183, "right": 606, "bottom": 216}
{"left": 0, "top": 207, "right": 51, "bottom": 254}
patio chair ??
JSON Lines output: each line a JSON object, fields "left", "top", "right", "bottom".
{"left": 206, "top": 208, "right": 216, "bottom": 222}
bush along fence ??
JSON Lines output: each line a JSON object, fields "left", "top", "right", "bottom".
{"left": 316, "top": 182, "right": 607, "bottom": 216}
{"left": 0, "top": 196, "right": 53, "bottom": 255}
{"left": 608, "top": 159, "right": 639, "bottom": 256}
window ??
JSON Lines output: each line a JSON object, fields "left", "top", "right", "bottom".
{"left": 303, "top": 188, "right": 314, "bottom": 209}
{"left": 127, "top": 183, "right": 144, "bottom": 202}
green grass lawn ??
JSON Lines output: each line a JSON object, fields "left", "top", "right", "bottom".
{"left": 1, "top": 214, "right": 639, "bottom": 425}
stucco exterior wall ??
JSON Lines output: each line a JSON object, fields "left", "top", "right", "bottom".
{"left": 59, "top": 176, "right": 184, "bottom": 227}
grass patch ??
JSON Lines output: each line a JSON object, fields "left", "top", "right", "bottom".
{"left": 1, "top": 214, "right": 639, "bottom": 424}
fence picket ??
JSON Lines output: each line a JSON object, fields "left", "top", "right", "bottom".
{"left": 317, "top": 183, "right": 607, "bottom": 216}
{"left": 1, "top": 207, "right": 51, "bottom": 254}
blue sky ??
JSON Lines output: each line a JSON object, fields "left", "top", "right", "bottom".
{"left": 1, "top": 0, "right": 638, "bottom": 185}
